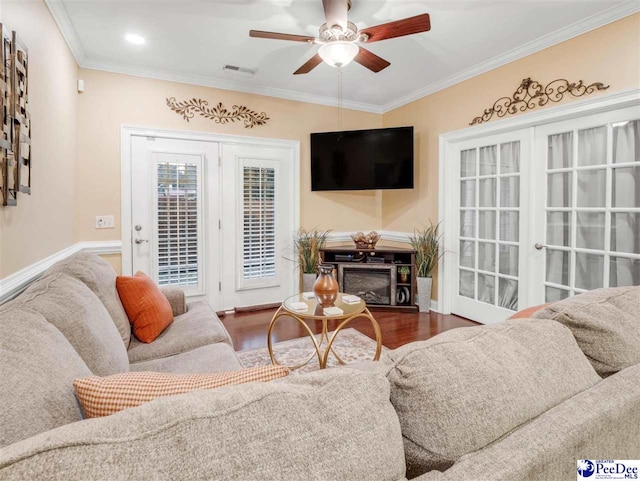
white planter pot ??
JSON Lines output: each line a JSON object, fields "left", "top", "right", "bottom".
{"left": 416, "top": 276, "right": 432, "bottom": 313}
{"left": 301, "top": 273, "right": 316, "bottom": 293}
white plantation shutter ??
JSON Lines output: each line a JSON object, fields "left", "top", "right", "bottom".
{"left": 241, "top": 164, "right": 277, "bottom": 286}
{"left": 155, "top": 159, "right": 202, "bottom": 292}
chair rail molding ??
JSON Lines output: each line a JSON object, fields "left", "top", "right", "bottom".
{"left": 327, "top": 230, "right": 413, "bottom": 244}
{"left": 0, "top": 240, "right": 122, "bottom": 304}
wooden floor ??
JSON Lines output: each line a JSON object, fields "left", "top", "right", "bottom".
{"left": 221, "top": 307, "right": 479, "bottom": 351}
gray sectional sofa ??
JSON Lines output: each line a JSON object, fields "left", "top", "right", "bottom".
{"left": 0, "top": 251, "right": 639, "bottom": 480}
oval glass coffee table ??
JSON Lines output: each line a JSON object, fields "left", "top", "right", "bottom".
{"left": 267, "top": 293, "right": 382, "bottom": 370}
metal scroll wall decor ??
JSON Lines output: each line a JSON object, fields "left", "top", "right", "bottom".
{"left": 166, "top": 97, "right": 269, "bottom": 128}
{"left": 470, "top": 77, "right": 610, "bottom": 126}
{"left": 0, "top": 25, "right": 31, "bottom": 207}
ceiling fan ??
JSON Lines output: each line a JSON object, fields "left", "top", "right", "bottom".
{"left": 249, "top": 0, "right": 431, "bottom": 74}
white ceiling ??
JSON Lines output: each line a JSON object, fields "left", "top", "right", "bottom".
{"left": 47, "top": 0, "right": 638, "bottom": 113}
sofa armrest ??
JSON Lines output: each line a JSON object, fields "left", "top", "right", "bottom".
{"left": 159, "top": 287, "right": 187, "bottom": 316}
{"left": 411, "top": 363, "right": 640, "bottom": 481}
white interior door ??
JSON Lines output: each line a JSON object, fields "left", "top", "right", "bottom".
{"left": 130, "top": 136, "right": 219, "bottom": 305}
{"left": 531, "top": 108, "right": 640, "bottom": 302}
{"left": 450, "top": 129, "right": 531, "bottom": 323}
{"left": 220, "top": 143, "right": 297, "bottom": 310}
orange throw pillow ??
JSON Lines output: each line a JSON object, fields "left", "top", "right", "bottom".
{"left": 508, "top": 302, "right": 553, "bottom": 320}
{"left": 116, "top": 272, "right": 174, "bottom": 343}
{"left": 73, "top": 366, "right": 290, "bottom": 418}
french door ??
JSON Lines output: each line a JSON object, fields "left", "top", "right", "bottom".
{"left": 220, "top": 143, "right": 297, "bottom": 310}
{"left": 447, "top": 103, "right": 640, "bottom": 324}
{"left": 129, "top": 134, "right": 298, "bottom": 311}
{"left": 451, "top": 130, "right": 531, "bottom": 322}
{"left": 532, "top": 107, "right": 640, "bottom": 302}
{"left": 131, "top": 137, "right": 219, "bottom": 304}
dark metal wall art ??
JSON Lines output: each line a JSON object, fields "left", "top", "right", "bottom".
{"left": 166, "top": 97, "right": 269, "bottom": 128}
{"left": 470, "top": 77, "right": 610, "bottom": 126}
{"left": 1, "top": 25, "right": 31, "bottom": 207}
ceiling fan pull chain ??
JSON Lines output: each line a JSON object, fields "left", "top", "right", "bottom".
{"left": 338, "top": 65, "right": 343, "bottom": 130}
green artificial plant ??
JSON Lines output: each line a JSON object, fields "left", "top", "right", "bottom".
{"left": 294, "top": 228, "right": 331, "bottom": 274}
{"left": 410, "top": 221, "right": 444, "bottom": 278}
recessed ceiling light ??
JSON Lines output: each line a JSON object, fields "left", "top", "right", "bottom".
{"left": 125, "top": 34, "right": 145, "bottom": 45}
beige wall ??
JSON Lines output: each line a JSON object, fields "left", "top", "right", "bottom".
{"left": 76, "top": 69, "right": 382, "bottom": 247}
{"left": 382, "top": 13, "right": 640, "bottom": 297}
{"left": 0, "top": 0, "right": 78, "bottom": 278}
{"left": 1, "top": 4, "right": 637, "bottom": 292}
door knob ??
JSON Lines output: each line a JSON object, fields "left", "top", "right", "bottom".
{"left": 534, "top": 242, "right": 546, "bottom": 250}
{"left": 134, "top": 225, "right": 142, "bottom": 231}
{"left": 135, "top": 238, "right": 148, "bottom": 244}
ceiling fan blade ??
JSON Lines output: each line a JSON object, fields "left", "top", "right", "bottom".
{"left": 354, "top": 47, "right": 390, "bottom": 73}
{"left": 322, "top": 0, "right": 349, "bottom": 29}
{"left": 294, "top": 54, "right": 323, "bottom": 75}
{"left": 360, "top": 13, "right": 431, "bottom": 43}
{"left": 250, "top": 30, "right": 315, "bottom": 43}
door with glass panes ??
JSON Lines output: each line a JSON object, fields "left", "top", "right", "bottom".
{"left": 130, "top": 137, "right": 217, "bottom": 302}
{"left": 452, "top": 129, "right": 531, "bottom": 322}
{"left": 531, "top": 107, "right": 640, "bottom": 302}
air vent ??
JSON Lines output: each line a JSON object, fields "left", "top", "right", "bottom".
{"left": 222, "top": 65, "right": 256, "bottom": 77}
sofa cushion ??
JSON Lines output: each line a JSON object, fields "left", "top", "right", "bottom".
{"left": 385, "top": 319, "right": 601, "bottom": 478}
{"left": 0, "top": 308, "right": 92, "bottom": 448}
{"left": 116, "top": 272, "right": 174, "bottom": 343}
{"left": 0, "top": 370, "right": 407, "bottom": 481}
{"left": 46, "top": 251, "right": 131, "bottom": 347}
{"left": 74, "top": 366, "right": 289, "bottom": 417}
{"left": 129, "top": 342, "right": 243, "bottom": 373}
{"left": 11, "top": 273, "right": 129, "bottom": 376}
{"left": 531, "top": 286, "right": 640, "bottom": 377}
{"left": 127, "top": 300, "right": 233, "bottom": 363}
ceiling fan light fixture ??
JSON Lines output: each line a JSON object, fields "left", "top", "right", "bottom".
{"left": 318, "top": 41, "right": 358, "bottom": 67}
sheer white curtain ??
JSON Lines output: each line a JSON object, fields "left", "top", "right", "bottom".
{"left": 546, "top": 122, "right": 640, "bottom": 294}
{"left": 611, "top": 120, "right": 640, "bottom": 286}
{"left": 546, "top": 132, "right": 572, "bottom": 289}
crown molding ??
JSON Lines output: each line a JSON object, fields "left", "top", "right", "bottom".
{"left": 44, "top": 0, "right": 86, "bottom": 64}
{"left": 80, "top": 57, "right": 384, "bottom": 114}
{"left": 45, "top": 0, "right": 638, "bottom": 114}
{"left": 381, "top": 0, "right": 640, "bottom": 113}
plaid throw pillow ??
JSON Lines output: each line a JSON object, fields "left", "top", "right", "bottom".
{"left": 74, "top": 365, "right": 290, "bottom": 418}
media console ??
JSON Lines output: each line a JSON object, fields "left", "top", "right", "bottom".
{"left": 319, "top": 246, "right": 417, "bottom": 312}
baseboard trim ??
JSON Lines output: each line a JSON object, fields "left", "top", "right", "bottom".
{"left": 430, "top": 300, "right": 440, "bottom": 313}
{"left": 0, "top": 240, "right": 123, "bottom": 304}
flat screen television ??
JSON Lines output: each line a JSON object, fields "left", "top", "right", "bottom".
{"left": 311, "top": 126, "right": 414, "bottom": 191}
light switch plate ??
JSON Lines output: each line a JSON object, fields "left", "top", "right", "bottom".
{"left": 95, "top": 215, "right": 115, "bottom": 229}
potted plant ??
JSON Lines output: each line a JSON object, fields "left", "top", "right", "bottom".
{"left": 409, "top": 221, "right": 444, "bottom": 312}
{"left": 293, "top": 228, "right": 331, "bottom": 292}
{"left": 398, "top": 266, "right": 410, "bottom": 284}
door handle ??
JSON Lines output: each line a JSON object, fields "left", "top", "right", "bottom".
{"left": 135, "top": 239, "right": 149, "bottom": 244}
{"left": 534, "top": 242, "right": 546, "bottom": 250}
